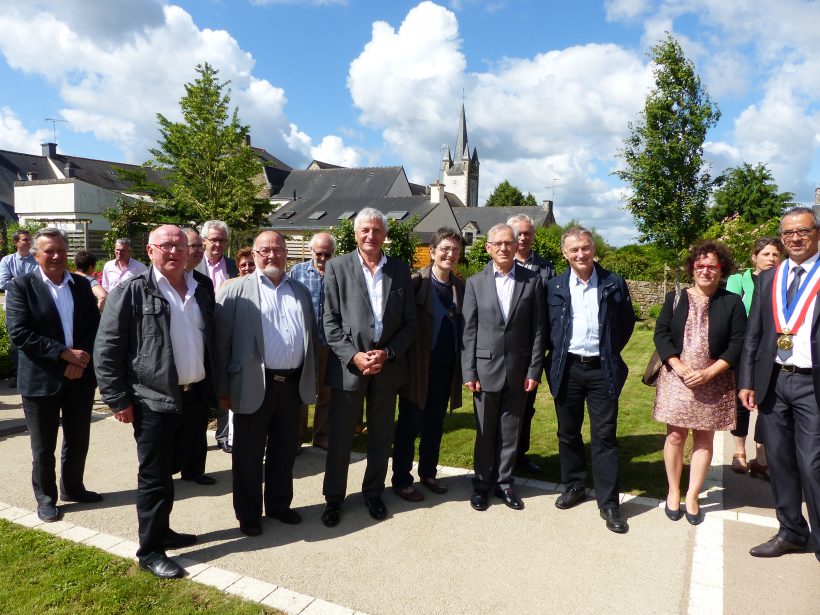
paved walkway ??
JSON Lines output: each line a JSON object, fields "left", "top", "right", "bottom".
{"left": 0, "top": 384, "right": 817, "bottom": 614}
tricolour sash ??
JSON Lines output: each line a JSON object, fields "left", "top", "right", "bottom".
{"left": 771, "top": 259, "right": 820, "bottom": 350}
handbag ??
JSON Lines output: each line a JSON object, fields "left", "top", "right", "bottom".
{"left": 641, "top": 289, "right": 682, "bottom": 387}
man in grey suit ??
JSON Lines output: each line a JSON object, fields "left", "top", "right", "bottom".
{"left": 215, "top": 231, "right": 318, "bottom": 537}
{"left": 462, "top": 223, "right": 545, "bottom": 511}
{"left": 195, "top": 220, "right": 238, "bottom": 453}
{"left": 321, "top": 208, "right": 416, "bottom": 527}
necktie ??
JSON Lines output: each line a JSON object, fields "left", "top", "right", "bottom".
{"left": 786, "top": 265, "right": 804, "bottom": 308}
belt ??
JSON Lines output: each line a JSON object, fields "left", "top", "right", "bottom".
{"left": 776, "top": 363, "right": 812, "bottom": 375}
{"left": 179, "top": 380, "right": 202, "bottom": 392}
{"left": 568, "top": 353, "right": 601, "bottom": 367}
{"left": 265, "top": 367, "right": 301, "bottom": 382}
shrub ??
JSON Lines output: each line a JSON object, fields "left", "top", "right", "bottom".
{"left": 646, "top": 303, "right": 662, "bottom": 319}
{"left": 632, "top": 302, "right": 642, "bottom": 320}
{"left": 0, "top": 307, "right": 12, "bottom": 378}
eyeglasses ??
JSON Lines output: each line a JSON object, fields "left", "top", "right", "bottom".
{"left": 205, "top": 237, "right": 227, "bottom": 244}
{"left": 150, "top": 243, "right": 189, "bottom": 253}
{"left": 693, "top": 264, "right": 720, "bottom": 273}
{"left": 312, "top": 250, "right": 333, "bottom": 258}
{"left": 436, "top": 246, "right": 461, "bottom": 254}
{"left": 487, "top": 241, "right": 515, "bottom": 250}
{"left": 188, "top": 243, "right": 205, "bottom": 250}
{"left": 780, "top": 227, "right": 815, "bottom": 239}
{"left": 254, "top": 247, "right": 286, "bottom": 257}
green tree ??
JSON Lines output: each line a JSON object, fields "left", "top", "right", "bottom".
{"left": 710, "top": 163, "right": 794, "bottom": 224}
{"left": 485, "top": 180, "right": 537, "bottom": 207}
{"left": 703, "top": 214, "right": 780, "bottom": 270}
{"left": 330, "top": 219, "right": 356, "bottom": 255}
{"left": 149, "top": 62, "right": 267, "bottom": 228}
{"left": 599, "top": 243, "right": 678, "bottom": 281}
{"left": 465, "top": 236, "right": 491, "bottom": 274}
{"left": 532, "top": 221, "right": 611, "bottom": 275}
{"left": 386, "top": 216, "right": 420, "bottom": 266}
{"left": 615, "top": 34, "right": 720, "bottom": 261}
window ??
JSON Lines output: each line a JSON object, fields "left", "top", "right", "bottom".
{"left": 463, "top": 231, "right": 474, "bottom": 245}
{"left": 308, "top": 211, "right": 326, "bottom": 220}
{"left": 277, "top": 211, "right": 295, "bottom": 220}
{"left": 338, "top": 210, "right": 356, "bottom": 220}
{"left": 386, "top": 210, "right": 408, "bottom": 220}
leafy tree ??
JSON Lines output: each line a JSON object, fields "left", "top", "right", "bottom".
{"left": 599, "top": 243, "right": 678, "bottom": 281}
{"left": 531, "top": 221, "right": 611, "bottom": 275}
{"left": 710, "top": 163, "right": 794, "bottom": 224}
{"left": 485, "top": 180, "right": 537, "bottom": 207}
{"left": 703, "top": 214, "right": 780, "bottom": 271}
{"left": 149, "top": 62, "right": 267, "bottom": 228}
{"left": 330, "top": 219, "right": 356, "bottom": 255}
{"left": 465, "top": 236, "right": 491, "bottom": 274}
{"left": 615, "top": 34, "right": 720, "bottom": 261}
{"left": 386, "top": 216, "right": 420, "bottom": 266}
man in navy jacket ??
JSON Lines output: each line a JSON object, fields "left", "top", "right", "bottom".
{"left": 544, "top": 226, "right": 635, "bottom": 533}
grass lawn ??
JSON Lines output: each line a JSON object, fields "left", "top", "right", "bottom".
{"left": 0, "top": 520, "right": 279, "bottom": 615}
{"left": 348, "top": 326, "right": 690, "bottom": 499}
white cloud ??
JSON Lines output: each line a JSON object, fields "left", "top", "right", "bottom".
{"left": 0, "top": 107, "right": 51, "bottom": 154}
{"left": 310, "top": 135, "right": 362, "bottom": 167}
{"left": 604, "top": 0, "right": 649, "bottom": 21}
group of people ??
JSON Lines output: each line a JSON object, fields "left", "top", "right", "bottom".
{"left": 4, "top": 206, "right": 818, "bottom": 581}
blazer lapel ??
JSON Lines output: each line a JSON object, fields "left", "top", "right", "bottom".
{"left": 350, "top": 252, "right": 372, "bottom": 306}
{"left": 482, "top": 264, "right": 505, "bottom": 326}
{"left": 246, "top": 274, "right": 266, "bottom": 359}
{"left": 380, "top": 256, "right": 393, "bottom": 300}
{"left": 505, "top": 264, "right": 525, "bottom": 329}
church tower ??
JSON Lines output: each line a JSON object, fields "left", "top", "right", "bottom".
{"left": 441, "top": 104, "right": 479, "bottom": 207}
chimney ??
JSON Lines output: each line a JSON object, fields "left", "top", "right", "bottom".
{"left": 64, "top": 161, "right": 74, "bottom": 178}
{"left": 430, "top": 180, "right": 445, "bottom": 204}
{"left": 41, "top": 143, "right": 57, "bottom": 158}
{"left": 244, "top": 133, "right": 251, "bottom": 147}
{"left": 543, "top": 199, "right": 555, "bottom": 225}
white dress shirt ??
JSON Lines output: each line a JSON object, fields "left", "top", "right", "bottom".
{"left": 567, "top": 268, "right": 600, "bottom": 357}
{"left": 205, "top": 257, "right": 229, "bottom": 289}
{"left": 357, "top": 251, "right": 387, "bottom": 344}
{"left": 101, "top": 258, "right": 147, "bottom": 291}
{"left": 776, "top": 252, "right": 819, "bottom": 369}
{"left": 256, "top": 271, "right": 305, "bottom": 370}
{"left": 493, "top": 264, "right": 515, "bottom": 322}
{"left": 39, "top": 268, "right": 74, "bottom": 348}
{"left": 153, "top": 268, "right": 206, "bottom": 386}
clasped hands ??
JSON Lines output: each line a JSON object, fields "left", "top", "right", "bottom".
{"left": 353, "top": 350, "right": 388, "bottom": 375}
{"left": 464, "top": 379, "right": 539, "bottom": 393}
{"left": 60, "top": 348, "right": 90, "bottom": 380}
{"left": 668, "top": 358, "right": 712, "bottom": 388}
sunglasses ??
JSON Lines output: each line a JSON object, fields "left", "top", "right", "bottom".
{"left": 313, "top": 251, "right": 333, "bottom": 258}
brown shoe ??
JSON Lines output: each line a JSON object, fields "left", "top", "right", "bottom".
{"left": 749, "top": 459, "right": 770, "bottom": 482}
{"left": 420, "top": 477, "right": 448, "bottom": 494}
{"left": 731, "top": 453, "right": 747, "bottom": 474}
{"left": 393, "top": 486, "right": 424, "bottom": 502}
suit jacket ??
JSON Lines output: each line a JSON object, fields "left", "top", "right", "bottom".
{"left": 518, "top": 250, "right": 556, "bottom": 282}
{"left": 654, "top": 288, "right": 746, "bottom": 366}
{"left": 322, "top": 250, "right": 416, "bottom": 391}
{"left": 399, "top": 266, "right": 465, "bottom": 409}
{"left": 738, "top": 265, "right": 820, "bottom": 407}
{"left": 195, "top": 256, "right": 239, "bottom": 280}
{"left": 545, "top": 263, "right": 635, "bottom": 400}
{"left": 6, "top": 269, "right": 100, "bottom": 397}
{"left": 214, "top": 273, "right": 318, "bottom": 413}
{"left": 461, "top": 262, "right": 545, "bottom": 392}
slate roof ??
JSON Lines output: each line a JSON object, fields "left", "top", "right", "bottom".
{"left": 452, "top": 206, "right": 551, "bottom": 236}
{"left": 271, "top": 166, "right": 409, "bottom": 204}
{"left": 0, "top": 150, "right": 57, "bottom": 219}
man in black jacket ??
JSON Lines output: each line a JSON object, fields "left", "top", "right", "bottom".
{"left": 6, "top": 228, "right": 101, "bottom": 523}
{"left": 544, "top": 226, "right": 635, "bottom": 533}
{"left": 95, "top": 225, "right": 217, "bottom": 579}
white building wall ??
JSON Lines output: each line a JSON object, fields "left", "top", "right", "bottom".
{"left": 14, "top": 179, "right": 123, "bottom": 231}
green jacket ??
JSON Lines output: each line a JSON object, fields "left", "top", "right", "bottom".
{"left": 726, "top": 269, "right": 756, "bottom": 315}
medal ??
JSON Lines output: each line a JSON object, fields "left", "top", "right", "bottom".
{"left": 777, "top": 328, "right": 793, "bottom": 351}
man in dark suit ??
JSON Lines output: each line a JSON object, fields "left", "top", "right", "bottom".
{"left": 6, "top": 228, "right": 101, "bottom": 522}
{"left": 545, "top": 226, "right": 635, "bottom": 533}
{"left": 739, "top": 207, "right": 820, "bottom": 563}
{"left": 321, "top": 208, "right": 416, "bottom": 527}
{"left": 462, "top": 223, "right": 545, "bottom": 512}
{"left": 215, "top": 231, "right": 318, "bottom": 537}
{"left": 507, "top": 213, "right": 555, "bottom": 472}
{"left": 195, "top": 219, "right": 238, "bottom": 453}
{"left": 95, "top": 225, "right": 217, "bottom": 579}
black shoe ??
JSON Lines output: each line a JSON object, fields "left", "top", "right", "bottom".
{"left": 684, "top": 505, "right": 704, "bottom": 526}
{"left": 664, "top": 500, "right": 683, "bottom": 521}
{"left": 515, "top": 456, "right": 541, "bottom": 472}
{"left": 181, "top": 474, "right": 216, "bottom": 486}
{"left": 60, "top": 489, "right": 103, "bottom": 503}
{"left": 749, "top": 535, "right": 807, "bottom": 557}
{"left": 140, "top": 555, "right": 184, "bottom": 579}
{"left": 321, "top": 502, "right": 342, "bottom": 527}
{"left": 555, "top": 486, "right": 587, "bottom": 510}
{"left": 267, "top": 508, "right": 302, "bottom": 525}
{"left": 222, "top": 444, "right": 233, "bottom": 454}
{"left": 239, "top": 520, "right": 262, "bottom": 536}
{"left": 470, "top": 490, "right": 489, "bottom": 511}
{"left": 600, "top": 507, "right": 629, "bottom": 533}
{"left": 162, "top": 529, "right": 197, "bottom": 549}
{"left": 494, "top": 486, "right": 524, "bottom": 510}
{"left": 37, "top": 503, "right": 62, "bottom": 522}
{"left": 365, "top": 496, "right": 388, "bottom": 520}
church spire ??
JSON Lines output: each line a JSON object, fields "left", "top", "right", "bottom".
{"left": 455, "top": 103, "right": 469, "bottom": 160}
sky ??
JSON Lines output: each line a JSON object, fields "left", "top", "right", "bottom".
{"left": 1, "top": 0, "right": 819, "bottom": 246}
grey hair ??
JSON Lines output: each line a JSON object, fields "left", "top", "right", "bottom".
{"left": 506, "top": 213, "right": 534, "bottom": 228}
{"left": 560, "top": 226, "right": 594, "bottom": 248}
{"left": 353, "top": 208, "right": 387, "bottom": 232}
{"left": 115, "top": 238, "right": 132, "bottom": 248}
{"left": 32, "top": 227, "right": 68, "bottom": 251}
{"left": 781, "top": 207, "right": 819, "bottom": 229}
{"left": 486, "top": 223, "right": 517, "bottom": 242}
{"left": 181, "top": 227, "right": 201, "bottom": 239}
{"left": 310, "top": 232, "right": 337, "bottom": 253}
{"left": 200, "top": 220, "right": 231, "bottom": 239}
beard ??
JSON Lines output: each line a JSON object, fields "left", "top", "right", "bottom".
{"left": 263, "top": 265, "right": 283, "bottom": 281}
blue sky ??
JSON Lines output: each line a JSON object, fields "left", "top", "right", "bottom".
{"left": 1, "top": 0, "right": 818, "bottom": 245}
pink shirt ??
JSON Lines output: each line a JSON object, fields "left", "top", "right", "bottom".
{"left": 101, "top": 258, "right": 147, "bottom": 291}
{"left": 205, "top": 257, "right": 229, "bottom": 289}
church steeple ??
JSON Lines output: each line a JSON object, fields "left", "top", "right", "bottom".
{"left": 440, "top": 104, "right": 479, "bottom": 207}
{"left": 455, "top": 103, "right": 469, "bottom": 160}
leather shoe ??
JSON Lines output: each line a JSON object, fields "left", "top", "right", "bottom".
{"left": 140, "top": 555, "right": 184, "bottom": 579}
{"left": 515, "top": 455, "right": 541, "bottom": 472}
{"left": 321, "top": 502, "right": 342, "bottom": 527}
{"left": 60, "top": 489, "right": 103, "bottom": 503}
{"left": 222, "top": 444, "right": 233, "bottom": 454}
{"left": 267, "top": 508, "right": 302, "bottom": 525}
{"left": 494, "top": 486, "right": 524, "bottom": 510}
{"left": 664, "top": 500, "right": 683, "bottom": 521}
{"left": 181, "top": 474, "right": 216, "bottom": 486}
{"left": 239, "top": 520, "right": 262, "bottom": 536}
{"left": 685, "top": 505, "right": 704, "bottom": 526}
{"left": 393, "top": 486, "right": 425, "bottom": 502}
{"left": 162, "top": 529, "right": 197, "bottom": 549}
{"left": 420, "top": 477, "right": 448, "bottom": 494}
{"left": 365, "top": 496, "right": 388, "bottom": 520}
{"left": 470, "top": 490, "right": 489, "bottom": 511}
{"left": 37, "top": 503, "right": 62, "bottom": 522}
{"left": 749, "top": 534, "right": 806, "bottom": 557}
{"left": 555, "top": 486, "right": 587, "bottom": 510}
{"left": 600, "top": 507, "right": 628, "bottom": 533}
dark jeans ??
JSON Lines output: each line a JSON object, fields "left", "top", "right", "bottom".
{"left": 22, "top": 379, "right": 95, "bottom": 507}
{"left": 554, "top": 358, "right": 620, "bottom": 509}
{"left": 232, "top": 375, "right": 301, "bottom": 522}
{"left": 391, "top": 363, "right": 453, "bottom": 489}
{"left": 180, "top": 402, "right": 209, "bottom": 479}
{"left": 132, "top": 384, "right": 202, "bottom": 563}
